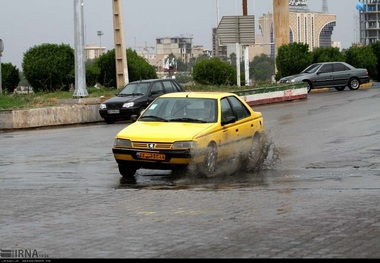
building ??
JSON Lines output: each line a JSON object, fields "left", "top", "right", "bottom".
{"left": 256, "top": 0, "right": 336, "bottom": 58}
{"left": 212, "top": 0, "right": 337, "bottom": 60}
{"left": 155, "top": 35, "right": 194, "bottom": 64}
{"left": 84, "top": 44, "right": 106, "bottom": 61}
{"left": 212, "top": 27, "right": 228, "bottom": 60}
{"left": 358, "top": 0, "right": 380, "bottom": 45}
{"left": 135, "top": 36, "right": 209, "bottom": 77}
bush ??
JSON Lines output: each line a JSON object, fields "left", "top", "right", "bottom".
{"left": 193, "top": 57, "right": 235, "bottom": 85}
{"left": 94, "top": 48, "right": 157, "bottom": 88}
{"left": 22, "top": 43, "right": 75, "bottom": 92}
{"left": 1, "top": 62, "right": 20, "bottom": 93}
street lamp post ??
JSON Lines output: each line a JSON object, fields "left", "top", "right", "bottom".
{"left": 0, "top": 39, "right": 4, "bottom": 95}
{"left": 97, "top": 30, "right": 103, "bottom": 56}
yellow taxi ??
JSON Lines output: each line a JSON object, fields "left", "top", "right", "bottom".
{"left": 112, "top": 92, "right": 265, "bottom": 178}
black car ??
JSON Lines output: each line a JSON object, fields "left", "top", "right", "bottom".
{"left": 99, "top": 79, "right": 185, "bottom": 124}
{"left": 279, "top": 62, "right": 370, "bottom": 93}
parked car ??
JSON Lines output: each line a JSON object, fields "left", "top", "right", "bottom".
{"left": 279, "top": 62, "right": 370, "bottom": 93}
{"left": 112, "top": 92, "right": 266, "bottom": 179}
{"left": 99, "top": 78, "right": 185, "bottom": 124}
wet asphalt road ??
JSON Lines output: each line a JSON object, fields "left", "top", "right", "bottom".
{"left": 1, "top": 87, "right": 380, "bottom": 258}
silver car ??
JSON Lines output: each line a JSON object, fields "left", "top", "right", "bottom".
{"left": 279, "top": 62, "right": 370, "bottom": 93}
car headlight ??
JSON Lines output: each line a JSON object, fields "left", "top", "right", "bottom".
{"left": 100, "top": 103, "right": 107, "bottom": 109}
{"left": 172, "top": 141, "right": 198, "bottom": 149}
{"left": 122, "top": 102, "right": 134, "bottom": 108}
{"left": 114, "top": 138, "right": 132, "bottom": 147}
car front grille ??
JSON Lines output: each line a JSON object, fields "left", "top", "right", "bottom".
{"left": 106, "top": 103, "right": 123, "bottom": 110}
{"left": 132, "top": 142, "right": 173, "bottom": 149}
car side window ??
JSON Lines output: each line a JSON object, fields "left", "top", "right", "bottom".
{"left": 319, "top": 64, "right": 333, "bottom": 73}
{"left": 227, "top": 96, "right": 251, "bottom": 120}
{"left": 334, "top": 63, "right": 349, "bottom": 72}
{"left": 162, "top": 81, "right": 175, "bottom": 93}
{"left": 150, "top": 82, "right": 164, "bottom": 96}
{"left": 221, "top": 98, "right": 234, "bottom": 122}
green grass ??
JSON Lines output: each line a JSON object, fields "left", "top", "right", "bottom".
{"left": 0, "top": 82, "right": 275, "bottom": 110}
{"left": 0, "top": 87, "right": 117, "bottom": 110}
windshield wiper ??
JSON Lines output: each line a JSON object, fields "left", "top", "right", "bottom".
{"left": 170, "top": 118, "right": 207, "bottom": 123}
{"left": 139, "top": 115, "right": 168, "bottom": 122}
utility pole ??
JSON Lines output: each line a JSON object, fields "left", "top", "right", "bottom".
{"left": 97, "top": 30, "right": 104, "bottom": 56}
{"left": 73, "top": 0, "right": 88, "bottom": 97}
{"left": 242, "top": 0, "right": 249, "bottom": 86}
{"left": 273, "top": 0, "right": 289, "bottom": 74}
{"left": 112, "top": 0, "right": 129, "bottom": 89}
{"left": 242, "top": 0, "right": 247, "bottom": 16}
{"left": 0, "top": 39, "right": 3, "bottom": 95}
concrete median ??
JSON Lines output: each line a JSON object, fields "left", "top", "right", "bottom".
{"left": 0, "top": 84, "right": 308, "bottom": 130}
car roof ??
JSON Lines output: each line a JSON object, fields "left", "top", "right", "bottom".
{"left": 158, "top": 91, "right": 237, "bottom": 99}
{"left": 129, "top": 79, "right": 176, "bottom": 83}
{"left": 316, "top": 61, "right": 347, "bottom": 65}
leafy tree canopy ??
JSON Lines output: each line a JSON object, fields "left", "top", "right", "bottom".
{"left": 22, "top": 43, "right": 74, "bottom": 92}
{"left": 1, "top": 62, "right": 20, "bottom": 94}
{"left": 193, "top": 57, "right": 235, "bottom": 85}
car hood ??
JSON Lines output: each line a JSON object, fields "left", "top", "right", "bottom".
{"left": 116, "top": 121, "right": 216, "bottom": 141}
{"left": 103, "top": 95, "right": 143, "bottom": 104}
{"left": 281, "top": 73, "right": 308, "bottom": 81}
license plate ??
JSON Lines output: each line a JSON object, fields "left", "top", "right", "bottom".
{"left": 108, "top": 110, "right": 120, "bottom": 114}
{"left": 137, "top": 152, "right": 165, "bottom": 160}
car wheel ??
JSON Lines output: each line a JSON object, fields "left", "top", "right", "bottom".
{"left": 118, "top": 164, "right": 137, "bottom": 178}
{"left": 202, "top": 143, "right": 218, "bottom": 177}
{"left": 348, "top": 78, "right": 360, "bottom": 90}
{"left": 304, "top": 80, "right": 312, "bottom": 93}
{"left": 335, "top": 86, "right": 346, "bottom": 91}
{"left": 245, "top": 134, "right": 267, "bottom": 172}
{"left": 105, "top": 118, "right": 115, "bottom": 124}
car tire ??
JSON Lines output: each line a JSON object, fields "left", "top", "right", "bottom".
{"left": 118, "top": 164, "right": 137, "bottom": 178}
{"left": 348, "top": 77, "right": 360, "bottom": 90}
{"left": 244, "top": 134, "right": 267, "bottom": 172}
{"left": 202, "top": 143, "right": 218, "bottom": 177}
{"left": 335, "top": 86, "right": 346, "bottom": 91}
{"left": 304, "top": 80, "right": 312, "bottom": 93}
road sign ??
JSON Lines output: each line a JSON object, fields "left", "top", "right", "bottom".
{"left": 216, "top": 15, "right": 255, "bottom": 45}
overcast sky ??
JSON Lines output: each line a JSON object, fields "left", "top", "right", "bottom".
{"left": 0, "top": 0, "right": 360, "bottom": 69}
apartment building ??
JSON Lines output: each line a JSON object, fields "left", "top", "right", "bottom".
{"left": 358, "top": 0, "right": 380, "bottom": 45}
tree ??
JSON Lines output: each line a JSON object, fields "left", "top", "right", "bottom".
{"left": 311, "top": 47, "right": 345, "bottom": 63}
{"left": 275, "top": 42, "right": 312, "bottom": 80}
{"left": 95, "top": 48, "right": 157, "bottom": 88}
{"left": 192, "top": 57, "right": 235, "bottom": 85}
{"left": 345, "top": 45, "right": 377, "bottom": 80}
{"left": 22, "top": 43, "right": 75, "bottom": 92}
{"left": 369, "top": 41, "right": 380, "bottom": 81}
{"left": 85, "top": 60, "right": 100, "bottom": 87}
{"left": 1, "top": 62, "right": 20, "bottom": 93}
{"left": 126, "top": 48, "right": 157, "bottom": 82}
{"left": 249, "top": 54, "right": 275, "bottom": 82}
